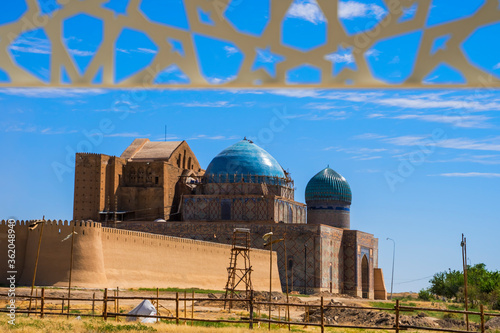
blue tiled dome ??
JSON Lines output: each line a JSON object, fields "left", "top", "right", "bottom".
{"left": 204, "top": 139, "right": 285, "bottom": 183}
{"left": 305, "top": 167, "right": 352, "bottom": 204}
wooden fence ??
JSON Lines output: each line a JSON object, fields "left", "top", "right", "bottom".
{"left": 2, "top": 288, "right": 500, "bottom": 333}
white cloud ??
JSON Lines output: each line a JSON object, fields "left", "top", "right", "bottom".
{"left": 177, "top": 101, "right": 236, "bottom": 108}
{"left": 137, "top": 48, "right": 157, "bottom": 54}
{"left": 285, "top": 110, "right": 348, "bottom": 121}
{"left": 493, "top": 63, "right": 500, "bottom": 70}
{"left": 433, "top": 172, "right": 500, "bottom": 178}
{"left": 376, "top": 113, "right": 492, "bottom": 129}
{"left": 383, "top": 135, "right": 500, "bottom": 152}
{"left": 286, "top": 0, "right": 326, "bottom": 24}
{"left": 338, "top": 1, "right": 387, "bottom": 20}
{"left": 41, "top": 128, "right": 78, "bottom": 135}
{"left": 68, "top": 49, "right": 95, "bottom": 57}
{"left": 324, "top": 52, "right": 354, "bottom": 64}
{"left": 352, "top": 133, "right": 387, "bottom": 140}
{"left": 5, "top": 124, "right": 37, "bottom": 133}
{"left": 351, "top": 155, "right": 382, "bottom": 161}
{"left": 104, "top": 132, "right": 149, "bottom": 138}
{"left": 286, "top": 0, "right": 387, "bottom": 24}
{"left": 365, "top": 49, "right": 381, "bottom": 59}
{"left": 367, "top": 113, "right": 384, "bottom": 118}
{"left": 224, "top": 46, "right": 239, "bottom": 56}
{"left": 207, "top": 76, "right": 236, "bottom": 84}
{"left": 9, "top": 36, "right": 51, "bottom": 55}
{"left": 4, "top": 124, "right": 78, "bottom": 135}
{"left": 0, "top": 88, "right": 106, "bottom": 98}
{"left": 304, "top": 102, "right": 350, "bottom": 110}
{"left": 383, "top": 135, "right": 428, "bottom": 147}
{"left": 188, "top": 134, "right": 239, "bottom": 141}
{"left": 272, "top": 89, "right": 321, "bottom": 98}
{"left": 431, "top": 154, "right": 500, "bottom": 165}
{"left": 436, "top": 137, "right": 500, "bottom": 152}
{"left": 376, "top": 97, "right": 500, "bottom": 112}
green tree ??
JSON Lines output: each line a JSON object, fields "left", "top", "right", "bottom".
{"left": 424, "top": 264, "right": 500, "bottom": 309}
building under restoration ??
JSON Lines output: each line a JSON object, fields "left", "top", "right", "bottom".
{"left": 72, "top": 138, "right": 387, "bottom": 299}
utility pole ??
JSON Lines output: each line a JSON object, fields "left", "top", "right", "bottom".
{"left": 67, "top": 223, "right": 76, "bottom": 318}
{"left": 28, "top": 216, "right": 46, "bottom": 316}
{"left": 461, "top": 234, "right": 469, "bottom": 331}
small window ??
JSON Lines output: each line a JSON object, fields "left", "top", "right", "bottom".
{"left": 155, "top": 176, "right": 159, "bottom": 184}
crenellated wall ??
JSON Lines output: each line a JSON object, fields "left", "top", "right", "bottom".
{"left": 0, "top": 220, "right": 281, "bottom": 291}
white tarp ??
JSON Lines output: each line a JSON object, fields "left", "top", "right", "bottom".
{"left": 127, "top": 299, "right": 157, "bottom": 323}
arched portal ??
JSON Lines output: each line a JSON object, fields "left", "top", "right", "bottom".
{"left": 361, "top": 255, "right": 369, "bottom": 299}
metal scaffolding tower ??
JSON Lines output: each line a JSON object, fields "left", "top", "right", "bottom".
{"left": 224, "top": 228, "right": 253, "bottom": 310}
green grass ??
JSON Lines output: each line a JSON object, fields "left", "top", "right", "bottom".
{"left": 369, "top": 301, "right": 416, "bottom": 309}
{"left": 134, "top": 287, "right": 226, "bottom": 294}
{"left": 369, "top": 301, "right": 486, "bottom": 324}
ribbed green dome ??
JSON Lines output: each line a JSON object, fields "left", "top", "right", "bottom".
{"left": 305, "top": 167, "right": 352, "bottom": 204}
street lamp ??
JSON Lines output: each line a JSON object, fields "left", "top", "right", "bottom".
{"left": 387, "top": 238, "right": 395, "bottom": 300}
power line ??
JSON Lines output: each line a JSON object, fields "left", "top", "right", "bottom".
{"left": 395, "top": 275, "right": 434, "bottom": 285}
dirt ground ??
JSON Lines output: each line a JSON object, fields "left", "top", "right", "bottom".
{"left": 2, "top": 287, "right": 499, "bottom": 331}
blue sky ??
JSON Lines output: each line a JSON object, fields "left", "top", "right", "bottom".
{"left": 1, "top": 0, "right": 500, "bottom": 293}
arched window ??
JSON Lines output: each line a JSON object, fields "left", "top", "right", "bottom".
{"left": 361, "top": 255, "right": 369, "bottom": 299}
{"left": 177, "top": 154, "right": 181, "bottom": 168}
{"left": 138, "top": 167, "right": 145, "bottom": 183}
{"left": 129, "top": 167, "right": 136, "bottom": 183}
{"left": 188, "top": 157, "right": 192, "bottom": 169}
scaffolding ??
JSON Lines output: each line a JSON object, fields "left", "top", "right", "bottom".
{"left": 224, "top": 228, "right": 253, "bottom": 310}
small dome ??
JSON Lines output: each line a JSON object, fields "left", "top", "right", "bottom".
{"left": 305, "top": 167, "right": 352, "bottom": 204}
{"left": 205, "top": 139, "right": 285, "bottom": 182}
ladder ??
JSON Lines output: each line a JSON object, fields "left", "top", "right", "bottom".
{"left": 224, "top": 228, "right": 253, "bottom": 310}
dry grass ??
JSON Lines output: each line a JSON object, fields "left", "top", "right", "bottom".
{"left": 0, "top": 315, "right": 396, "bottom": 332}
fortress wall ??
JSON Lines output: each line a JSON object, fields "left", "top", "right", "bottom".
{"left": 0, "top": 220, "right": 30, "bottom": 283}
{"left": 100, "top": 227, "right": 281, "bottom": 291}
{"left": 1, "top": 220, "right": 280, "bottom": 290}
{"left": 18, "top": 220, "right": 107, "bottom": 287}
{"left": 113, "top": 221, "right": 328, "bottom": 293}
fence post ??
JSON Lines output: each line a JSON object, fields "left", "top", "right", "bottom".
{"left": 61, "top": 299, "right": 64, "bottom": 314}
{"left": 184, "top": 290, "right": 187, "bottom": 325}
{"left": 156, "top": 288, "right": 159, "bottom": 324}
{"left": 191, "top": 290, "right": 194, "bottom": 326}
{"left": 33, "top": 288, "right": 38, "bottom": 317}
{"left": 249, "top": 290, "right": 254, "bottom": 330}
{"left": 320, "top": 296, "right": 324, "bottom": 333}
{"left": 114, "top": 289, "right": 117, "bottom": 322}
{"left": 395, "top": 299, "right": 400, "bottom": 333}
{"left": 175, "top": 292, "right": 179, "bottom": 325}
{"left": 92, "top": 292, "right": 95, "bottom": 316}
{"left": 103, "top": 288, "right": 108, "bottom": 321}
{"left": 116, "top": 287, "right": 120, "bottom": 322}
{"left": 40, "top": 288, "right": 45, "bottom": 319}
{"left": 480, "top": 304, "right": 485, "bottom": 333}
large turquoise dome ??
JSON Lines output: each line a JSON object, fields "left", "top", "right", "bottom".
{"left": 204, "top": 139, "right": 285, "bottom": 182}
{"left": 305, "top": 167, "right": 352, "bottom": 203}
